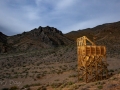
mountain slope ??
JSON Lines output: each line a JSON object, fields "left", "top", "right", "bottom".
{"left": 6, "top": 26, "right": 72, "bottom": 52}
{"left": 65, "top": 21, "right": 120, "bottom": 41}
{"left": 65, "top": 21, "right": 120, "bottom": 57}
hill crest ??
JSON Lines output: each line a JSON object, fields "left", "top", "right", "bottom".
{"left": 0, "top": 26, "right": 72, "bottom": 53}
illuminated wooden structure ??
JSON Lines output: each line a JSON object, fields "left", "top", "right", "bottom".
{"left": 77, "top": 36, "right": 108, "bottom": 82}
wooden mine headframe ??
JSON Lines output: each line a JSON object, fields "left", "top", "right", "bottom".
{"left": 77, "top": 36, "right": 108, "bottom": 82}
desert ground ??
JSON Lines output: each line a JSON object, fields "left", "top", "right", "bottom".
{"left": 0, "top": 45, "right": 120, "bottom": 90}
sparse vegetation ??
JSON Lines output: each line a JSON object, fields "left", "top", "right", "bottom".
{"left": 97, "top": 85, "right": 103, "bottom": 89}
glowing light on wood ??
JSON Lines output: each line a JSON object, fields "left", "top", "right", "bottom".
{"left": 77, "top": 36, "right": 108, "bottom": 82}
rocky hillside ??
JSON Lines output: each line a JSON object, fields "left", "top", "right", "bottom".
{"left": 65, "top": 21, "right": 120, "bottom": 57}
{"left": 0, "top": 26, "right": 72, "bottom": 53}
{"left": 1, "top": 21, "right": 120, "bottom": 55}
{"left": 65, "top": 21, "right": 120, "bottom": 41}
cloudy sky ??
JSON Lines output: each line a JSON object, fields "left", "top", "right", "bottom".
{"left": 0, "top": 0, "right": 120, "bottom": 35}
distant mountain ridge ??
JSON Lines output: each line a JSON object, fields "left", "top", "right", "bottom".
{"left": 65, "top": 21, "right": 120, "bottom": 41}
{"left": 0, "top": 26, "right": 72, "bottom": 53}
{"left": 0, "top": 21, "right": 120, "bottom": 54}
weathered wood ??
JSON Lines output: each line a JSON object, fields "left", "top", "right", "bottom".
{"left": 77, "top": 36, "right": 108, "bottom": 82}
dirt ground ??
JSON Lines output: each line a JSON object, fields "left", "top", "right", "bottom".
{"left": 0, "top": 47, "right": 120, "bottom": 90}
